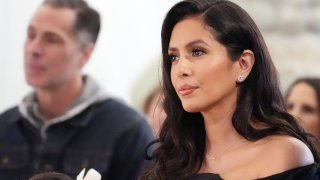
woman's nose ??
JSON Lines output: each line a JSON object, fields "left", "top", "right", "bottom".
{"left": 177, "top": 57, "right": 192, "bottom": 78}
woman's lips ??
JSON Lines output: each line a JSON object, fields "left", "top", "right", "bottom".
{"left": 178, "top": 84, "right": 198, "bottom": 96}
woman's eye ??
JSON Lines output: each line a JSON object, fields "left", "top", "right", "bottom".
{"left": 302, "top": 105, "right": 316, "bottom": 114}
{"left": 168, "top": 55, "right": 179, "bottom": 62}
{"left": 286, "top": 103, "right": 293, "bottom": 111}
{"left": 192, "top": 48, "right": 205, "bottom": 57}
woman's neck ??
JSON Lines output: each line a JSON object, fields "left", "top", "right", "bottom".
{"left": 201, "top": 99, "right": 243, "bottom": 155}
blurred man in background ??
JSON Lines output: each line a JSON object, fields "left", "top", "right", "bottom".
{"left": 0, "top": 0, "right": 153, "bottom": 179}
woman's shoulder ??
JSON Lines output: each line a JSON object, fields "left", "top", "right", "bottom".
{"left": 253, "top": 135, "right": 314, "bottom": 178}
{"left": 263, "top": 135, "right": 314, "bottom": 164}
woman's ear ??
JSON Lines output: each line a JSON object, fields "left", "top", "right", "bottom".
{"left": 236, "top": 49, "right": 255, "bottom": 83}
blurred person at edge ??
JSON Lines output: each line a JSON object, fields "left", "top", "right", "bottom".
{"left": 0, "top": 0, "right": 153, "bottom": 179}
{"left": 285, "top": 77, "right": 320, "bottom": 147}
{"left": 143, "top": 85, "right": 166, "bottom": 136}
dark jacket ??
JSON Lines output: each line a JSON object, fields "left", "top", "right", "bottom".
{"left": 0, "top": 98, "right": 153, "bottom": 180}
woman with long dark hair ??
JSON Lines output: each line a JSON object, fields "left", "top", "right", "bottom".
{"left": 141, "top": 0, "right": 320, "bottom": 179}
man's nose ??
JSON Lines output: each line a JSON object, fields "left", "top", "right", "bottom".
{"left": 25, "top": 38, "right": 43, "bottom": 57}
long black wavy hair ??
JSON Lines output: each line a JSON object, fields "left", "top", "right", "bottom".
{"left": 141, "top": 0, "right": 320, "bottom": 179}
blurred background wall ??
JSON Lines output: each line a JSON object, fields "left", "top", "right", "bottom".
{"left": 0, "top": 0, "right": 319, "bottom": 113}
{"left": 235, "top": 0, "right": 320, "bottom": 88}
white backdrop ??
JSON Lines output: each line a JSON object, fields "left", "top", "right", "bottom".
{"left": 0, "top": 0, "right": 180, "bottom": 113}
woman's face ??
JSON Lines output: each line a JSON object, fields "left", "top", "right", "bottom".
{"left": 286, "top": 82, "right": 320, "bottom": 138}
{"left": 169, "top": 17, "right": 239, "bottom": 113}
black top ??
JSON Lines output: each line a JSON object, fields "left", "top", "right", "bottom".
{"left": 187, "top": 163, "right": 320, "bottom": 180}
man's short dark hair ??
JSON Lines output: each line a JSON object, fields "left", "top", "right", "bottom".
{"left": 43, "top": 0, "right": 100, "bottom": 45}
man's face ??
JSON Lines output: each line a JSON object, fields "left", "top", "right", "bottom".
{"left": 24, "top": 5, "right": 86, "bottom": 90}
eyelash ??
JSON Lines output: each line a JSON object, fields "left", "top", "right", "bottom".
{"left": 168, "top": 54, "right": 179, "bottom": 62}
{"left": 168, "top": 47, "right": 206, "bottom": 62}
{"left": 192, "top": 47, "right": 205, "bottom": 57}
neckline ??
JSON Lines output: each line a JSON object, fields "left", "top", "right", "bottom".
{"left": 194, "top": 163, "right": 316, "bottom": 179}
{"left": 190, "top": 172, "right": 222, "bottom": 178}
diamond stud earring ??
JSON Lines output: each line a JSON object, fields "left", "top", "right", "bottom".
{"left": 237, "top": 75, "right": 244, "bottom": 83}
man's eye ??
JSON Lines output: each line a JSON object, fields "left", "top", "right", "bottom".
{"left": 192, "top": 48, "right": 205, "bottom": 57}
{"left": 27, "top": 33, "right": 35, "bottom": 41}
{"left": 46, "top": 37, "right": 58, "bottom": 43}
